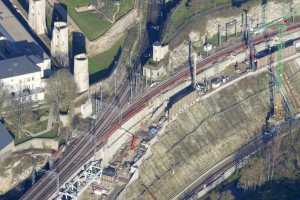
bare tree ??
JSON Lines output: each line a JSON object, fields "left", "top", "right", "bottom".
{"left": 238, "top": 157, "right": 267, "bottom": 190}
{"left": 209, "top": 191, "right": 220, "bottom": 200}
{"left": 45, "top": 69, "right": 77, "bottom": 121}
{"left": 220, "top": 190, "right": 235, "bottom": 200}
{"left": 269, "top": 135, "right": 283, "bottom": 180}
{"left": 8, "top": 90, "right": 33, "bottom": 139}
{"left": 0, "top": 83, "right": 8, "bottom": 117}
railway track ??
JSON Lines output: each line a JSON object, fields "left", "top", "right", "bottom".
{"left": 20, "top": 22, "right": 300, "bottom": 200}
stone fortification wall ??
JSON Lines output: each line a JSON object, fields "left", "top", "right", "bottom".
{"left": 28, "top": 0, "right": 46, "bottom": 35}
{"left": 14, "top": 138, "right": 59, "bottom": 152}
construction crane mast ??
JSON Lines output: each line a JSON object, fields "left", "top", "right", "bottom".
{"left": 256, "top": 0, "right": 298, "bottom": 121}
{"left": 262, "top": 0, "right": 267, "bottom": 26}
{"left": 274, "top": 21, "right": 294, "bottom": 120}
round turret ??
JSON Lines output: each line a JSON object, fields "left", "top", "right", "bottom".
{"left": 74, "top": 53, "right": 89, "bottom": 93}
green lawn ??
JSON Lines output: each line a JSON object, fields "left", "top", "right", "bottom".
{"left": 14, "top": 130, "right": 57, "bottom": 145}
{"left": 25, "top": 120, "right": 48, "bottom": 133}
{"left": 60, "top": 0, "right": 112, "bottom": 41}
{"left": 60, "top": 0, "right": 134, "bottom": 41}
{"left": 89, "top": 36, "right": 125, "bottom": 75}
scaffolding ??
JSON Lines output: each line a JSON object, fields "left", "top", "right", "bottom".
{"left": 54, "top": 159, "right": 103, "bottom": 200}
{"left": 275, "top": 1, "right": 300, "bottom": 119}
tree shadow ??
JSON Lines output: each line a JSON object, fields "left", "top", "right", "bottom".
{"left": 70, "top": 32, "right": 86, "bottom": 73}
{"left": 231, "top": 0, "right": 251, "bottom": 7}
{"left": 72, "top": 32, "right": 86, "bottom": 56}
{"left": 16, "top": 0, "right": 29, "bottom": 11}
{"left": 50, "top": 3, "right": 68, "bottom": 36}
{"left": 208, "top": 173, "right": 300, "bottom": 200}
{"left": 237, "top": 178, "right": 300, "bottom": 200}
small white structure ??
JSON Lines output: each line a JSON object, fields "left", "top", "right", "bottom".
{"left": 0, "top": 56, "right": 45, "bottom": 101}
{"left": 295, "top": 40, "right": 300, "bottom": 51}
{"left": 28, "top": 0, "right": 47, "bottom": 35}
{"left": 28, "top": 55, "right": 51, "bottom": 78}
{"left": 51, "top": 21, "right": 69, "bottom": 68}
{"left": 203, "top": 43, "right": 213, "bottom": 52}
{"left": 153, "top": 42, "right": 169, "bottom": 62}
{"left": 80, "top": 99, "right": 93, "bottom": 118}
{"left": 59, "top": 113, "right": 70, "bottom": 127}
{"left": 74, "top": 53, "right": 89, "bottom": 93}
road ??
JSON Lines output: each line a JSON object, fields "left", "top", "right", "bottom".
{"left": 20, "top": 23, "right": 300, "bottom": 200}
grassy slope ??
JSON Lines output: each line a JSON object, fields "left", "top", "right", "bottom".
{"left": 89, "top": 36, "right": 126, "bottom": 75}
{"left": 163, "top": 0, "right": 230, "bottom": 42}
{"left": 13, "top": 130, "right": 57, "bottom": 145}
{"left": 117, "top": 0, "right": 135, "bottom": 19}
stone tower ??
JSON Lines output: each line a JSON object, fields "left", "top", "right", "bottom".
{"left": 153, "top": 42, "right": 169, "bottom": 62}
{"left": 74, "top": 53, "right": 89, "bottom": 93}
{"left": 51, "top": 21, "right": 69, "bottom": 67}
{"left": 28, "top": 0, "right": 47, "bottom": 35}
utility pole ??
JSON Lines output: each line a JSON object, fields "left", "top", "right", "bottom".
{"left": 289, "top": 0, "right": 295, "bottom": 23}
{"left": 90, "top": 133, "right": 97, "bottom": 159}
{"left": 243, "top": 8, "right": 256, "bottom": 71}
{"left": 135, "top": 72, "right": 138, "bottom": 95}
{"left": 274, "top": 23, "right": 292, "bottom": 120}
{"left": 130, "top": 77, "right": 133, "bottom": 102}
{"left": 31, "top": 156, "right": 36, "bottom": 185}
{"left": 249, "top": 37, "right": 256, "bottom": 71}
{"left": 192, "top": 53, "right": 197, "bottom": 88}
{"left": 218, "top": 24, "right": 222, "bottom": 46}
{"left": 225, "top": 22, "right": 228, "bottom": 41}
{"left": 100, "top": 82, "right": 103, "bottom": 111}
{"left": 243, "top": 9, "right": 249, "bottom": 44}
{"left": 234, "top": 19, "right": 237, "bottom": 37}
{"left": 262, "top": 0, "right": 267, "bottom": 26}
{"left": 114, "top": 70, "right": 117, "bottom": 96}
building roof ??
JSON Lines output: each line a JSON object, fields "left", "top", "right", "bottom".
{"left": 0, "top": 1, "right": 35, "bottom": 42}
{"left": 0, "top": 122, "right": 13, "bottom": 150}
{"left": 0, "top": 1, "right": 48, "bottom": 60}
{"left": 0, "top": 56, "right": 40, "bottom": 79}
